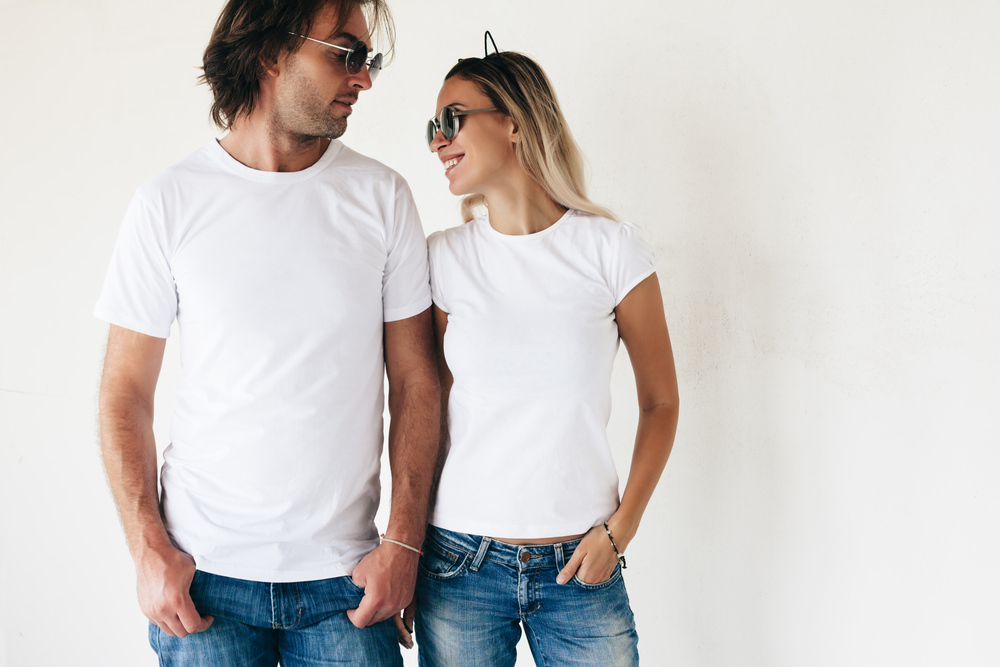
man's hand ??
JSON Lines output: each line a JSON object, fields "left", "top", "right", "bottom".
{"left": 346, "top": 543, "right": 420, "bottom": 629}
{"left": 136, "top": 542, "right": 213, "bottom": 638}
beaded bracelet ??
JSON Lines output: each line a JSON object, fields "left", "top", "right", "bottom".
{"left": 380, "top": 534, "right": 423, "bottom": 555}
{"left": 603, "top": 522, "right": 627, "bottom": 569}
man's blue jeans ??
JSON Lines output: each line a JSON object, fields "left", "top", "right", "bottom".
{"left": 149, "top": 570, "right": 402, "bottom": 666}
{"left": 415, "top": 525, "right": 639, "bottom": 666}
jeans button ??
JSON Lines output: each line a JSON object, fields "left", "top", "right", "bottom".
{"left": 519, "top": 551, "right": 531, "bottom": 563}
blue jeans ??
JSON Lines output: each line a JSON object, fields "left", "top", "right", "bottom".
{"left": 415, "top": 525, "right": 639, "bottom": 666}
{"left": 149, "top": 570, "right": 402, "bottom": 666}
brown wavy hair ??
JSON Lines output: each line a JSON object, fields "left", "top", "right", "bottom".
{"left": 200, "top": 0, "right": 394, "bottom": 130}
{"left": 445, "top": 52, "right": 616, "bottom": 222}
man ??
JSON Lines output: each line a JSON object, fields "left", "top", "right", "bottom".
{"left": 94, "top": 1, "right": 438, "bottom": 664}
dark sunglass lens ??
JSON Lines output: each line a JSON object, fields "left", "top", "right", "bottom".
{"left": 346, "top": 41, "right": 367, "bottom": 75}
{"left": 426, "top": 119, "right": 438, "bottom": 148}
{"left": 368, "top": 53, "right": 382, "bottom": 82}
{"left": 441, "top": 107, "right": 458, "bottom": 140}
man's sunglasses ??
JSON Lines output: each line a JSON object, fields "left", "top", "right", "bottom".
{"left": 289, "top": 33, "right": 382, "bottom": 81}
{"left": 426, "top": 106, "right": 498, "bottom": 149}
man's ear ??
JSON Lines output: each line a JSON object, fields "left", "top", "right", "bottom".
{"left": 262, "top": 51, "right": 284, "bottom": 79}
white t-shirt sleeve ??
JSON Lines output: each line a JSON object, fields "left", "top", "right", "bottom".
{"left": 93, "top": 189, "right": 177, "bottom": 338}
{"left": 426, "top": 230, "right": 450, "bottom": 313}
{"left": 382, "top": 181, "right": 432, "bottom": 322}
{"left": 610, "top": 221, "right": 656, "bottom": 305}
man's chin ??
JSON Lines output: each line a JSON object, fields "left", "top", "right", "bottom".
{"left": 325, "top": 118, "right": 348, "bottom": 140}
{"left": 302, "top": 118, "right": 347, "bottom": 141}
{"left": 325, "top": 124, "right": 347, "bottom": 140}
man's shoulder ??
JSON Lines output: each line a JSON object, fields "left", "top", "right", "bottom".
{"left": 134, "top": 141, "right": 220, "bottom": 198}
{"left": 328, "top": 142, "right": 408, "bottom": 187}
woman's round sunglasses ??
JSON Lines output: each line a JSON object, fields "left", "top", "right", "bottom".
{"left": 289, "top": 33, "right": 382, "bottom": 81}
{"left": 426, "top": 106, "right": 498, "bottom": 149}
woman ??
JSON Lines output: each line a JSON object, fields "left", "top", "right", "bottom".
{"left": 405, "top": 41, "right": 679, "bottom": 666}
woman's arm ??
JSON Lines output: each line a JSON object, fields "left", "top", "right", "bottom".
{"left": 429, "top": 304, "right": 455, "bottom": 504}
{"left": 608, "top": 272, "right": 679, "bottom": 550}
{"left": 558, "top": 273, "right": 679, "bottom": 584}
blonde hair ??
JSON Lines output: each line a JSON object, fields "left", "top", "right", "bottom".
{"left": 444, "top": 52, "right": 617, "bottom": 223}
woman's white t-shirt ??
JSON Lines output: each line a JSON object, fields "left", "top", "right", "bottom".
{"left": 427, "top": 210, "right": 656, "bottom": 538}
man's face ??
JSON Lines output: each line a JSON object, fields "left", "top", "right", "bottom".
{"left": 271, "top": 4, "right": 374, "bottom": 141}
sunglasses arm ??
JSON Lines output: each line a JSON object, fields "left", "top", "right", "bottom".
{"left": 289, "top": 33, "right": 353, "bottom": 54}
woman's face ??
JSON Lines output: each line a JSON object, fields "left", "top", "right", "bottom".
{"left": 430, "top": 76, "right": 517, "bottom": 196}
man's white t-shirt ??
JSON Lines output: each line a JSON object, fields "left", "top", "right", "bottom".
{"left": 95, "top": 139, "right": 431, "bottom": 582}
{"left": 427, "top": 210, "right": 656, "bottom": 538}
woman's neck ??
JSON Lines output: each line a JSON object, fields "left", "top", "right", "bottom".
{"left": 482, "top": 172, "right": 567, "bottom": 236}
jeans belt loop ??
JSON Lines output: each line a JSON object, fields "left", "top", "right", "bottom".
{"left": 470, "top": 537, "right": 492, "bottom": 571}
{"left": 554, "top": 541, "right": 565, "bottom": 569}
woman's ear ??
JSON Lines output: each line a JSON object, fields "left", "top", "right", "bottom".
{"left": 507, "top": 116, "right": 519, "bottom": 144}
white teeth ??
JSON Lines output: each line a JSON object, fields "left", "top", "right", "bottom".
{"left": 444, "top": 157, "right": 462, "bottom": 170}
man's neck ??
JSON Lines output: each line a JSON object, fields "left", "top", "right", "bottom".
{"left": 219, "top": 119, "right": 332, "bottom": 173}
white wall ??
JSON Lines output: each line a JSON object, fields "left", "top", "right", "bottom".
{"left": 2, "top": 0, "right": 998, "bottom": 665}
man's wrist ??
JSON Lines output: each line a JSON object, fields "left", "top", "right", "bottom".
{"left": 380, "top": 534, "right": 423, "bottom": 556}
{"left": 128, "top": 525, "right": 178, "bottom": 563}
{"left": 382, "top": 515, "right": 428, "bottom": 550}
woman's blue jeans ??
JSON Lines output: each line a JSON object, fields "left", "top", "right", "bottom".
{"left": 148, "top": 570, "right": 402, "bottom": 666}
{"left": 415, "top": 525, "right": 639, "bottom": 666}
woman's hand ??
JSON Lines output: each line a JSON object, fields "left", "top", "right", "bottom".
{"left": 393, "top": 599, "right": 416, "bottom": 649}
{"left": 556, "top": 525, "right": 623, "bottom": 585}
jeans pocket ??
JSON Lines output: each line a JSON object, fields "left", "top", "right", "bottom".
{"left": 418, "top": 536, "right": 470, "bottom": 581}
{"left": 570, "top": 563, "right": 623, "bottom": 590}
{"left": 343, "top": 575, "right": 365, "bottom": 593}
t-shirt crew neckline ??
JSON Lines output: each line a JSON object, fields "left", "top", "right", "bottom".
{"left": 206, "top": 138, "right": 344, "bottom": 183}
{"left": 481, "top": 208, "right": 575, "bottom": 241}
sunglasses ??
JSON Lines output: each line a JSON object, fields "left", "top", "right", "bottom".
{"left": 289, "top": 33, "right": 382, "bottom": 81}
{"left": 426, "top": 106, "right": 498, "bottom": 149}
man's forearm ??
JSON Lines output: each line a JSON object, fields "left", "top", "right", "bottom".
{"left": 384, "top": 376, "right": 441, "bottom": 547}
{"left": 99, "top": 326, "right": 172, "bottom": 558}
{"left": 99, "top": 331, "right": 211, "bottom": 637}
{"left": 99, "top": 390, "right": 172, "bottom": 557}
{"left": 344, "top": 366, "right": 440, "bottom": 628}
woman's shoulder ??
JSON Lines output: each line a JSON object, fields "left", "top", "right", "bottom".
{"left": 428, "top": 216, "right": 485, "bottom": 245}
{"left": 564, "top": 209, "right": 624, "bottom": 232}
{"left": 561, "top": 210, "right": 638, "bottom": 247}
{"left": 569, "top": 210, "right": 650, "bottom": 243}
{"left": 427, "top": 217, "right": 486, "bottom": 265}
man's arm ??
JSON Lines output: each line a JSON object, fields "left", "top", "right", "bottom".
{"left": 347, "top": 307, "right": 441, "bottom": 628}
{"left": 99, "top": 324, "right": 213, "bottom": 637}
{"left": 394, "top": 304, "right": 453, "bottom": 647}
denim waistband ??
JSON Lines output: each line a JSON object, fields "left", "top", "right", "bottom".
{"left": 425, "top": 525, "right": 584, "bottom": 572}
